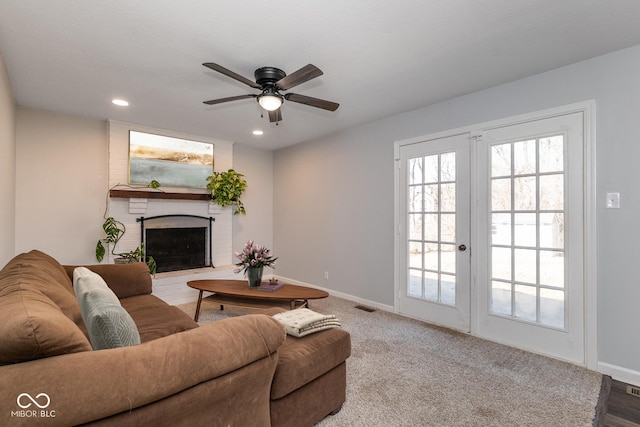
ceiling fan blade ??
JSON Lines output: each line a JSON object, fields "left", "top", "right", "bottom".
{"left": 203, "top": 94, "right": 257, "bottom": 105}
{"left": 268, "top": 109, "right": 282, "bottom": 123}
{"left": 203, "top": 63, "right": 261, "bottom": 89}
{"left": 284, "top": 93, "right": 339, "bottom": 111}
{"left": 276, "top": 64, "right": 323, "bottom": 91}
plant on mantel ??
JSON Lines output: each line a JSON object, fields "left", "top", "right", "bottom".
{"left": 206, "top": 169, "right": 248, "bottom": 215}
{"left": 95, "top": 180, "right": 160, "bottom": 275}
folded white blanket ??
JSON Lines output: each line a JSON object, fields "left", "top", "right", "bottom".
{"left": 272, "top": 308, "right": 341, "bottom": 337}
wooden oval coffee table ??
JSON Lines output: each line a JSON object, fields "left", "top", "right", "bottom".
{"left": 187, "top": 279, "right": 329, "bottom": 321}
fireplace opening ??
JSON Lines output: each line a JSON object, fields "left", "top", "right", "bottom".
{"left": 146, "top": 227, "right": 206, "bottom": 273}
{"left": 138, "top": 215, "right": 214, "bottom": 273}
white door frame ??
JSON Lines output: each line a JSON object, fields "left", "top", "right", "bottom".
{"left": 394, "top": 100, "right": 597, "bottom": 369}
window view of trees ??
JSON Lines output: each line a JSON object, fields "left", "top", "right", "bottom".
{"left": 408, "top": 152, "right": 457, "bottom": 305}
{"left": 490, "top": 136, "right": 566, "bottom": 329}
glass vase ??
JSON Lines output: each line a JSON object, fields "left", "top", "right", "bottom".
{"left": 247, "top": 266, "right": 264, "bottom": 288}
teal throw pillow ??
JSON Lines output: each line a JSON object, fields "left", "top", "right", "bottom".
{"left": 73, "top": 267, "right": 141, "bottom": 350}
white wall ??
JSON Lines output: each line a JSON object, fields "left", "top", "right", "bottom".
{"left": 273, "top": 44, "right": 640, "bottom": 382}
{"left": 0, "top": 50, "right": 16, "bottom": 266}
{"left": 15, "top": 108, "right": 108, "bottom": 264}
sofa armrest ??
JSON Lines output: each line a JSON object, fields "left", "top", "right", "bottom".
{"left": 64, "top": 262, "right": 152, "bottom": 299}
{"left": 0, "top": 314, "right": 286, "bottom": 426}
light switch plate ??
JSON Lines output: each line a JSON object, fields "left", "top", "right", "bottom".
{"left": 605, "top": 192, "right": 620, "bottom": 209}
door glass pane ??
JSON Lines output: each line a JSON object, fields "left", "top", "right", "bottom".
{"left": 491, "top": 281, "right": 512, "bottom": 315}
{"left": 513, "top": 176, "right": 536, "bottom": 210}
{"left": 491, "top": 143, "right": 511, "bottom": 177}
{"left": 409, "top": 214, "right": 422, "bottom": 240}
{"left": 513, "top": 139, "right": 536, "bottom": 175}
{"left": 514, "top": 284, "right": 537, "bottom": 321}
{"left": 539, "top": 174, "right": 564, "bottom": 210}
{"left": 540, "top": 288, "right": 565, "bottom": 328}
{"left": 491, "top": 178, "right": 511, "bottom": 211}
{"left": 424, "top": 214, "right": 439, "bottom": 241}
{"left": 539, "top": 250, "right": 564, "bottom": 288}
{"left": 409, "top": 269, "right": 422, "bottom": 297}
{"left": 406, "top": 151, "right": 457, "bottom": 306}
{"left": 539, "top": 136, "right": 563, "bottom": 173}
{"left": 424, "top": 184, "right": 439, "bottom": 211}
{"left": 424, "top": 271, "right": 438, "bottom": 300}
{"left": 409, "top": 242, "right": 422, "bottom": 268}
{"left": 514, "top": 248, "right": 537, "bottom": 284}
{"left": 491, "top": 247, "right": 511, "bottom": 280}
{"left": 409, "top": 186, "right": 423, "bottom": 212}
{"left": 409, "top": 158, "right": 423, "bottom": 184}
{"left": 440, "top": 183, "right": 456, "bottom": 212}
{"left": 514, "top": 213, "right": 536, "bottom": 247}
{"left": 540, "top": 213, "right": 564, "bottom": 249}
{"left": 491, "top": 213, "right": 511, "bottom": 245}
{"left": 440, "top": 153, "right": 456, "bottom": 181}
{"left": 441, "top": 244, "right": 456, "bottom": 274}
{"left": 489, "top": 136, "right": 566, "bottom": 329}
{"left": 424, "top": 155, "right": 439, "bottom": 183}
{"left": 440, "top": 214, "right": 456, "bottom": 242}
{"left": 423, "top": 243, "right": 439, "bottom": 271}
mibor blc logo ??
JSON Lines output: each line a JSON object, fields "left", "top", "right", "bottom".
{"left": 11, "top": 393, "right": 56, "bottom": 419}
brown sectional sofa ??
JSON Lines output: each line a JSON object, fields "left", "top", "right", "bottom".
{"left": 0, "top": 250, "right": 351, "bottom": 426}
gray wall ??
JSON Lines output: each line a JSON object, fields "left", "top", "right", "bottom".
{"left": 15, "top": 108, "right": 109, "bottom": 263}
{"left": 0, "top": 51, "right": 16, "bottom": 266}
{"left": 232, "top": 143, "right": 274, "bottom": 256}
{"left": 273, "top": 44, "right": 640, "bottom": 380}
{"left": 12, "top": 108, "right": 275, "bottom": 266}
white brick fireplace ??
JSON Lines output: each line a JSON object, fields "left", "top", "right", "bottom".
{"left": 107, "top": 121, "right": 241, "bottom": 304}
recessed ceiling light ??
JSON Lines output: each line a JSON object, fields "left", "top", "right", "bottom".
{"left": 112, "top": 99, "right": 129, "bottom": 107}
{"left": 252, "top": 130, "right": 264, "bottom": 136}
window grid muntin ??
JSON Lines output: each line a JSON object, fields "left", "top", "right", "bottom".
{"left": 489, "top": 134, "right": 566, "bottom": 329}
{"left": 407, "top": 152, "right": 456, "bottom": 305}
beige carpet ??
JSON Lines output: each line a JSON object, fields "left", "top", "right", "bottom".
{"left": 178, "top": 295, "right": 603, "bottom": 427}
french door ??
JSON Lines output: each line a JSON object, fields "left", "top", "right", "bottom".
{"left": 396, "top": 109, "right": 588, "bottom": 365}
{"left": 397, "top": 134, "right": 471, "bottom": 332}
{"left": 475, "top": 112, "right": 585, "bottom": 364}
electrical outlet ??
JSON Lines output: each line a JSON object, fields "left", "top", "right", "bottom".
{"left": 606, "top": 192, "right": 620, "bottom": 209}
{"left": 324, "top": 271, "right": 329, "bottom": 280}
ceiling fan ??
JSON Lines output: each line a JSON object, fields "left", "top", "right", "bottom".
{"left": 202, "top": 63, "right": 339, "bottom": 123}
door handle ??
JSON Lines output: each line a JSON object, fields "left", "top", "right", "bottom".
{"left": 458, "top": 244, "right": 467, "bottom": 252}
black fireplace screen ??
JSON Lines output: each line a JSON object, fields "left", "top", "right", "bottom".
{"left": 138, "top": 215, "right": 214, "bottom": 273}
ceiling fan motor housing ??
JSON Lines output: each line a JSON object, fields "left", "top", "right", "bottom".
{"left": 255, "top": 67, "right": 286, "bottom": 87}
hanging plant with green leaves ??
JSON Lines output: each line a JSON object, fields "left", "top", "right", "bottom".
{"left": 206, "top": 169, "right": 247, "bottom": 215}
{"left": 95, "top": 180, "right": 160, "bottom": 274}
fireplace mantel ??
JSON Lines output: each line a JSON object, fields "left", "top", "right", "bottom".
{"left": 110, "top": 189, "right": 211, "bottom": 201}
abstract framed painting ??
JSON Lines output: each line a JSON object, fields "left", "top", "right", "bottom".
{"left": 128, "top": 130, "right": 214, "bottom": 189}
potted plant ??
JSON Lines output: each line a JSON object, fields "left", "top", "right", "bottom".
{"left": 206, "top": 169, "right": 247, "bottom": 215}
{"left": 95, "top": 180, "right": 160, "bottom": 274}
{"left": 233, "top": 240, "right": 278, "bottom": 287}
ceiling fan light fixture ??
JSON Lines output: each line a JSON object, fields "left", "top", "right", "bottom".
{"left": 258, "top": 93, "right": 283, "bottom": 111}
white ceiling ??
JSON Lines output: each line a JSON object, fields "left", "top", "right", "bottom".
{"left": 1, "top": 1, "right": 640, "bottom": 150}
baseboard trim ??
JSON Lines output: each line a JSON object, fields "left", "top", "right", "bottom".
{"left": 274, "top": 276, "right": 395, "bottom": 313}
{"left": 598, "top": 362, "right": 640, "bottom": 387}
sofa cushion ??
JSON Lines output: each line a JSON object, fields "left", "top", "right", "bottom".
{"left": 64, "top": 262, "right": 152, "bottom": 299}
{"left": 270, "top": 327, "right": 352, "bottom": 400}
{"left": 121, "top": 294, "right": 199, "bottom": 342}
{"left": 0, "top": 252, "right": 92, "bottom": 364}
{"left": 73, "top": 267, "right": 141, "bottom": 349}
